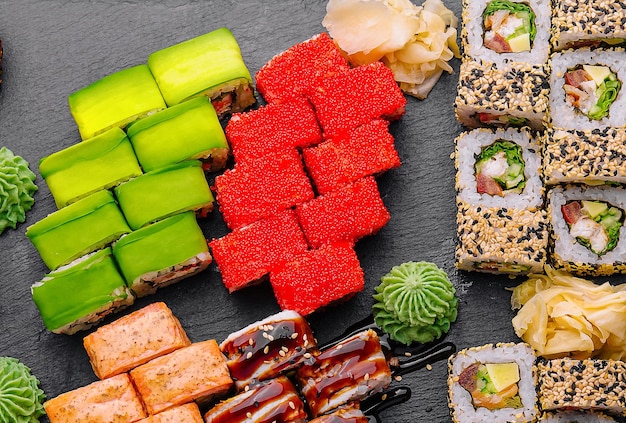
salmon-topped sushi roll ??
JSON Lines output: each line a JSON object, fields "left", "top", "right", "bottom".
{"left": 136, "top": 403, "right": 203, "bottom": 423}
{"left": 83, "top": 302, "right": 191, "bottom": 379}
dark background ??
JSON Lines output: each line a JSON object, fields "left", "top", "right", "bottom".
{"left": 2, "top": 1, "right": 621, "bottom": 422}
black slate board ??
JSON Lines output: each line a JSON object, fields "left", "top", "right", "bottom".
{"left": 1, "top": 1, "right": 624, "bottom": 422}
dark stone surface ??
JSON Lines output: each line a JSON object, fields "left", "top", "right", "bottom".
{"left": 1, "top": 1, "right": 623, "bottom": 422}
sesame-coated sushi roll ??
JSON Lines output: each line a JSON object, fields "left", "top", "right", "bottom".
{"left": 31, "top": 248, "right": 135, "bottom": 335}
{"left": 455, "top": 127, "right": 544, "bottom": 212}
{"left": 548, "top": 48, "right": 625, "bottom": 130}
{"left": 456, "top": 202, "right": 549, "bottom": 274}
{"left": 447, "top": 343, "right": 538, "bottom": 423}
{"left": 547, "top": 185, "right": 626, "bottom": 276}
{"left": 539, "top": 410, "right": 619, "bottom": 422}
{"left": 551, "top": 0, "right": 626, "bottom": 51}
{"left": 112, "top": 212, "right": 212, "bottom": 297}
{"left": 461, "top": 0, "right": 551, "bottom": 65}
{"left": 455, "top": 59, "right": 550, "bottom": 130}
{"left": 219, "top": 310, "right": 318, "bottom": 391}
{"left": 147, "top": 27, "right": 255, "bottom": 114}
{"left": 126, "top": 96, "right": 229, "bottom": 173}
{"left": 537, "top": 358, "right": 626, "bottom": 415}
{"left": 542, "top": 127, "right": 626, "bottom": 186}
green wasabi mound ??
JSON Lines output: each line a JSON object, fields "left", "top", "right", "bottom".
{"left": 373, "top": 261, "right": 458, "bottom": 345}
{"left": 0, "top": 357, "right": 45, "bottom": 423}
{"left": 0, "top": 147, "right": 38, "bottom": 235}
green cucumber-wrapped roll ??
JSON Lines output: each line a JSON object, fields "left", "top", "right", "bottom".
{"left": 114, "top": 160, "right": 214, "bottom": 230}
{"left": 127, "top": 96, "right": 229, "bottom": 172}
{"left": 113, "top": 212, "right": 211, "bottom": 297}
{"left": 39, "top": 127, "right": 142, "bottom": 208}
{"left": 26, "top": 190, "right": 131, "bottom": 270}
{"left": 31, "top": 248, "right": 135, "bottom": 335}
{"left": 147, "top": 27, "right": 255, "bottom": 114}
{"left": 68, "top": 64, "right": 166, "bottom": 140}
{"left": 373, "top": 261, "right": 458, "bottom": 345}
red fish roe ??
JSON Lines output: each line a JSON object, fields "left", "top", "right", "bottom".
{"left": 226, "top": 98, "right": 322, "bottom": 163}
{"left": 209, "top": 209, "right": 308, "bottom": 293}
{"left": 214, "top": 149, "right": 314, "bottom": 229}
{"left": 270, "top": 243, "right": 365, "bottom": 316}
{"left": 302, "top": 119, "right": 401, "bottom": 194}
{"left": 295, "top": 177, "right": 390, "bottom": 249}
{"left": 306, "top": 61, "right": 406, "bottom": 138}
{"left": 255, "top": 32, "right": 350, "bottom": 104}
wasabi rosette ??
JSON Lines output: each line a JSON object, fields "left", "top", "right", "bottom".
{"left": 373, "top": 261, "right": 458, "bottom": 345}
{"left": 0, "top": 147, "right": 38, "bottom": 235}
{"left": 0, "top": 357, "right": 45, "bottom": 423}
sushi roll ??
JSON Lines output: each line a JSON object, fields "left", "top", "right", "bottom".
{"left": 295, "top": 177, "right": 391, "bottom": 249}
{"left": 39, "top": 127, "right": 142, "bottom": 208}
{"left": 551, "top": 0, "right": 626, "bottom": 51}
{"left": 112, "top": 212, "right": 212, "bottom": 297}
{"left": 539, "top": 410, "right": 619, "bottom": 422}
{"left": 306, "top": 61, "right": 406, "bottom": 139}
{"left": 302, "top": 119, "right": 401, "bottom": 195}
{"left": 537, "top": 358, "right": 626, "bottom": 415}
{"left": 209, "top": 209, "right": 309, "bottom": 293}
{"left": 25, "top": 190, "right": 131, "bottom": 270}
{"left": 307, "top": 406, "right": 368, "bottom": 422}
{"left": 296, "top": 329, "right": 392, "bottom": 418}
{"left": 542, "top": 127, "right": 626, "bottom": 186}
{"left": 114, "top": 160, "right": 214, "bottom": 230}
{"left": 31, "top": 248, "right": 135, "bottom": 335}
{"left": 454, "top": 59, "right": 550, "bottom": 130}
{"left": 68, "top": 64, "right": 166, "bottom": 140}
{"left": 548, "top": 48, "right": 626, "bottom": 130}
{"left": 136, "top": 403, "right": 203, "bottom": 423}
{"left": 455, "top": 127, "right": 544, "bottom": 211}
{"left": 126, "top": 96, "right": 230, "bottom": 173}
{"left": 255, "top": 32, "right": 350, "bottom": 105}
{"left": 547, "top": 185, "right": 626, "bottom": 276}
{"left": 219, "top": 310, "right": 318, "bottom": 391}
{"left": 130, "top": 340, "right": 233, "bottom": 415}
{"left": 270, "top": 243, "right": 365, "bottom": 316}
{"left": 147, "top": 27, "right": 255, "bottom": 114}
{"left": 203, "top": 377, "right": 307, "bottom": 423}
{"left": 447, "top": 342, "right": 538, "bottom": 423}
{"left": 83, "top": 302, "right": 191, "bottom": 379}
{"left": 213, "top": 148, "right": 314, "bottom": 230}
{"left": 461, "top": 0, "right": 551, "bottom": 66}
{"left": 44, "top": 373, "right": 147, "bottom": 423}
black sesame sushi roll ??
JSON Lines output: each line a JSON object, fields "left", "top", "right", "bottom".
{"left": 542, "top": 127, "right": 626, "bottom": 186}
{"left": 547, "top": 184, "right": 626, "bottom": 276}
{"left": 461, "top": 0, "right": 551, "bottom": 65}
{"left": 548, "top": 48, "right": 625, "bottom": 130}
{"left": 537, "top": 358, "right": 626, "bottom": 416}
{"left": 455, "top": 128, "right": 548, "bottom": 275}
{"left": 447, "top": 343, "right": 538, "bottom": 423}
{"left": 551, "top": 0, "right": 626, "bottom": 52}
{"left": 455, "top": 59, "right": 550, "bottom": 130}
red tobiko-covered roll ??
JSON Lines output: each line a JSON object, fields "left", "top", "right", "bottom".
{"left": 295, "top": 176, "right": 390, "bottom": 249}
{"left": 213, "top": 149, "right": 314, "bottom": 229}
{"left": 306, "top": 61, "right": 406, "bottom": 138}
{"left": 255, "top": 32, "right": 350, "bottom": 104}
{"left": 269, "top": 243, "right": 364, "bottom": 316}
{"left": 226, "top": 98, "right": 322, "bottom": 163}
{"left": 209, "top": 209, "right": 309, "bottom": 293}
{"left": 302, "top": 119, "right": 401, "bottom": 194}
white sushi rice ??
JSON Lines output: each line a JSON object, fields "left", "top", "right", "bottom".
{"left": 448, "top": 342, "right": 538, "bottom": 423}
{"left": 548, "top": 47, "right": 626, "bottom": 130}
{"left": 462, "top": 0, "right": 551, "bottom": 66}
{"left": 455, "top": 127, "right": 544, "bottom": 211}
{"left": 548, "top": 185, "right": 626, "bottom": 272}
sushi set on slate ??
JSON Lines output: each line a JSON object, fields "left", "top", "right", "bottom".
{"left": 1, "top": 0, "right": 626, "bottom": 422}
